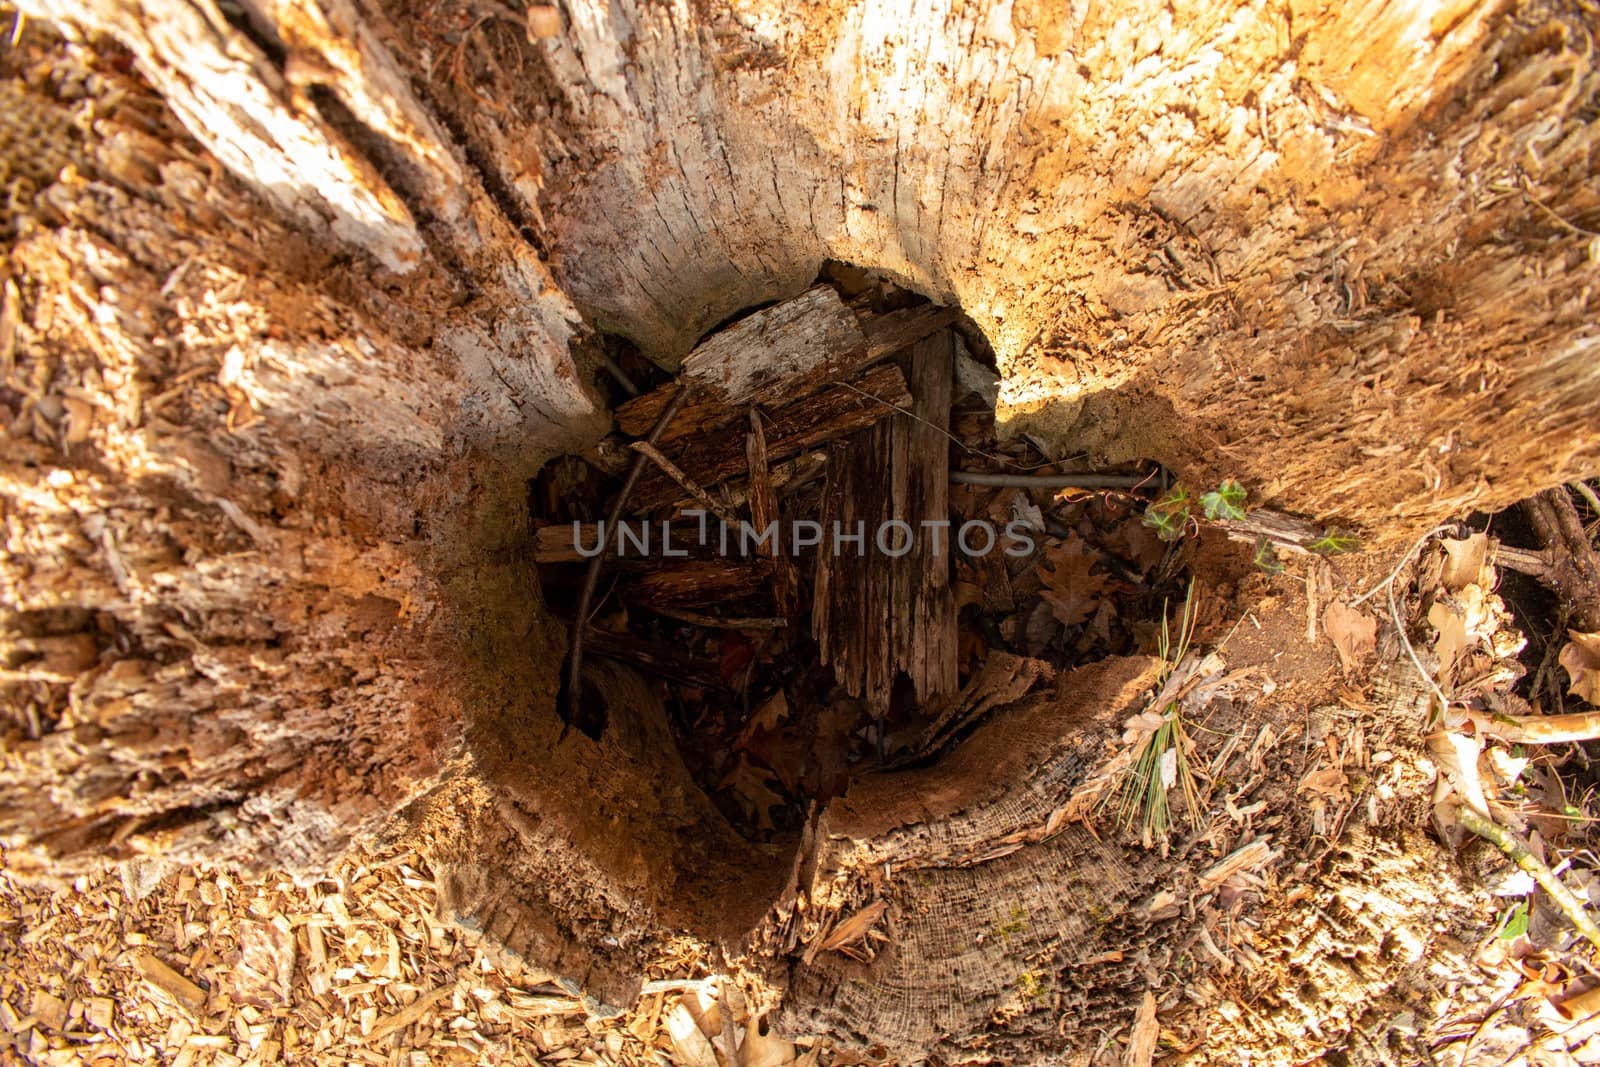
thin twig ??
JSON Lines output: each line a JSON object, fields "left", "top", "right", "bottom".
{"left": 1455, "top": 805, "right": 1600, "bottom": 953}
{"left": 564, "top": 391, "right": 686, "bottom": 736}
{"left": 1344, "top": 523, "right": 1461, "bottom": 718}
{"left": 834, "top": 377, "right": 1063, "bottom": 472}
{"left": 1390, "top": 569, "right": 1452, "bottom": 721}
{"left": 629, "top": 441, "right": 742, "bottom": 528}
{"left": 596, "top": 351, "right": 640, "bottom": 397}
{"left": 949, "top": 470, "right": 1155, "bottom": 490}
{"left": 1351, "top": 523, "right": 1461, "bottom": 606}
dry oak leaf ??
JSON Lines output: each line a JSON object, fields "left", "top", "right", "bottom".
{"left": 719, "top": 754, "right": 785, "bottom": 830}
{"left": 1322, "top": 599, "right": 1376, "bottom": 673}
{"left": 1561, "top": 631, "right": 1600, "bottom": 706}
{"left": 1037, "top": 537, "right": 1111, "bottom": 628}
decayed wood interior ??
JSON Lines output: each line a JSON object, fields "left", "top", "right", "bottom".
{"left": 2, "top": 0, "right": 1599, "bottom": 1060}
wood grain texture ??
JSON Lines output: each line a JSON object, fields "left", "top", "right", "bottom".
{"left": 630, "top": 363, "right": 911, "bottom": 514}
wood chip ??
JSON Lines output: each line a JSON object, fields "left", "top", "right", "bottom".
{"left": 133, "top": 950, "right": 207, "bottom": 1017}
{"left": 366, "top": 986, "right": 453, "bottom": 1044}
{"left": 1125, "top": 990, "right": 1159, "bottom": 1067}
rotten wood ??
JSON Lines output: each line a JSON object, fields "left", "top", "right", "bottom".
{"left": 627, "top": 558, "right": 773, "bottom": 609}
{"left": 746, "top": 409, "right": 797, "bottom": 616}
{"left": 638, "top": 605, "right": 787, "bottom": 631}
{"left": 616, "top": 302, "right": 957, "bottom": 443}
{"left": 812, "top": 422, "right": 896, "bottom": 715}
{"left": 630, "top": 362, "right": 911, "bottom": 514}
{"left": 891, "top": 329, "right": 958, "bottom": 703}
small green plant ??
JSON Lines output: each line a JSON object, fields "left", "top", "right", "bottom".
{"left": 1105, "top": 581, "right": 1203, "bottom": 846}
{"left": 1498, "top": 901, "right": 1529, "bottom": 941}
{"left": 1015, "top": 971, "right": 1045, "bottom": 1002}
{"left": 1252, "top": 536, "right": 1284, "bottom": 575}
{"left": 1141, "top": 486, "right": 1192, "bottom": 542}
{"left": 1199, "top": 480, "right": 1247, "bottom": 521}
{"left": 1144, "top": 480, "right": 1251, "bottom": 542}
{"left": 1307, "top": 528, "right": 1361, "bottom": 555}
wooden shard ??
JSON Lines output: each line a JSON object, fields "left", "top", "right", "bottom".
{"left": 891, "top": 330, "right": 958, "bottom": 703}
{"left": 630, "top": 363, "right": 910, "bottom": 514}
{"left": 616, "top": 302, "right": 956, "bottom": 444}
{"left": 813, "top": 329, "right": 960, "bottom": 713}
{"left": 746, "top": 409, "right": 798, "bottom": 616}
{"left": 812, "top": 421, "right": 896, "bottom": 715}
{"left": 626, "top": 558, "right": 773, "bottom": 609}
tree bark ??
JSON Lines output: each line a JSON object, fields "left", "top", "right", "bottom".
{"left": 2, "top": 0, "right": 1598, "bottom": 1058}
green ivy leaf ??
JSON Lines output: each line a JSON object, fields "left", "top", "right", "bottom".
{"left": 1308, "top": 528, "right": 1361, "bottom": 555}
{"left": 1252, "top": 536, "right": 1284, "bottom": 575}
{"left": 1200, "top": 480, "right": 1248, "bottom": 521}
{"left": 1499, "top": 901, "right": 1529, "bottom": 941}
{"left": 1142, "top": 486, "right": 1192, "bottom": 543}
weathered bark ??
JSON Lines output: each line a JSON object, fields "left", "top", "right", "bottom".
{"left": 2, "top": 0, "right": 1599, "bottom": 1058}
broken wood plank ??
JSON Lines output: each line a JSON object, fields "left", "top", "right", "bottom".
{"left": 630, "top": 363, "right": 911, "bottom": 514}
{"left": 812, "top": 422, "right": 896, "bottom": 715}
{"left": 616, "top": 302, "right": 957, "bottom": 443}
{"left": 891, "top": 330, "right": 958, "bottom": 703}
{"left": 626, "top": 558, "right": 774, "bottom": 609}
{"left": 747, "top": 409, "right": 797, "bottom": 615}
{"left": 617, "top": 286, "right": 863, "bottom": 437}
{"left": 662, "top": 449, "right": 827, "bottom": 514}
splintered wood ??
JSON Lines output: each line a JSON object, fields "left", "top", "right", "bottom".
{"left": 544, "top": 284, "right": 962, "bottom": 712}
{"left": 810, "top": 333, "right": 956, "bottom": 713}
{"left": 533, "top": 278, "right": 1194, "bottom": 843}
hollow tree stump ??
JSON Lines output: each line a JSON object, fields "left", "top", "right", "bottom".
{"left": 2, "top": 0, "right": 1598, "bottom": 1058}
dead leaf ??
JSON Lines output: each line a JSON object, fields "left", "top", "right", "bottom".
{"left": 1125, "top": 990, "right": 1159, "bottom": 1067}
{"left": 741, "top": 1017, "right": 797, "bottom": 1067}
{"left": 1010, "top": 491, "right": 1044, "bottom": 533}
{"left": 719, "top": 755, "right": 785, "bottom": 830}
{"left": 1429, "top": 601, "right": 1468, "bottom": 685}
{"left": 666, "top": 1001, "right": 721, "bottom": 1067}
{"left": 1297, "top": 766, "right": 1348, "bottom": 802}
{"left": 739, "top": 690, "right": 790, "bottom": 744}
{"left": 1322, "top": 600, "right": 1376, "bottom": 673}
{"left": 525, "top": 4, "right": 562, "bottom": 38}
{"left": 1561, "top": 631, "right": 1600, "bottom": 706}
{"left": 1440, "top": 533, "right": 1489, "bottom": 591}
{"left": 1036, "top": 537, "right": 1110, "bottom": 628}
